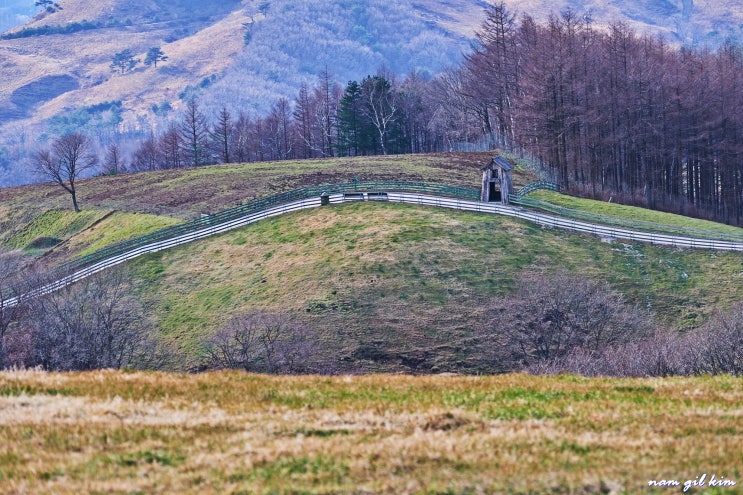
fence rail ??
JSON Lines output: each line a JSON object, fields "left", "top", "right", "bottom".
{"left": 44, "top": 181, "right": 480, "bottom": 281}
{"left": 510, "top": 181, "right": 560, "bottom": 200}
{"left": 510, "top": 196, "right": 743, "bottom": 243}
{"left": 4, "top": 182, "right": 743, "bottom": 308}
{"left": 374, "top": 194, "right": 743, "bottom": 252}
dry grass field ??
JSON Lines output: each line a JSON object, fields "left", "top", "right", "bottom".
{"left": 0, "top": 370, "right": 741, "bottom": 494}
{"left": 0, "top": 153, "right": 496, "bottom": 219}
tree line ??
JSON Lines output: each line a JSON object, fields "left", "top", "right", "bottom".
{"left": 118, "top": 68, "right": 456, "bottom": 174}
{"left": 125, "top": 3, "right": 743, "bottom": 227}
{"left": 28, "top": 62, "right": 478, "bottom": 222}
{"left": 457, "top": 2, "right": 743, "bottom": 226}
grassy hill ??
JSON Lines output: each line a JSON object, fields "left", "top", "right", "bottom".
{"left": 129, "top": 200, "right": 743, "bottom": 371}
{"left": 0, "top": 369, "right": 741, "bottom": 494}
{"left": 2, "top": 153, "right": 743, "bottom": 373}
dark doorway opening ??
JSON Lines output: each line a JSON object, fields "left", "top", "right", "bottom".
{"left": 489, "top": 182, "right": 502, "bottom": 202}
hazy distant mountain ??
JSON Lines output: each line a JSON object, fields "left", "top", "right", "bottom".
{"left": 515, "top": 0, "right": 739, "bottom": 47}
{"left": 0, "top": 1, "right": 478, "bottom": 133}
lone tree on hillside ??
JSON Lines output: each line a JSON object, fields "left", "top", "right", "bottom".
{"left": 144, "top": 47, "right": 168, "bottom": 68}
{"left": 110, "top": 49, "right": 140, "bottom": 74}
{"left": 33, "top": 132, "right": 97, "bottom": 212}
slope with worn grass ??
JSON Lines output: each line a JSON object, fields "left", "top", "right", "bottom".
{"left": 127, "top": 200, "right": 743, "bottom": 371}
{"left": 0, "top": 153, "right": 499, "bottom": 263}
{"left": 0, "top": 369, "right": 741, "bottom": 494}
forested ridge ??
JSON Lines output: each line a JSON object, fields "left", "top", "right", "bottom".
{"left": 462, "top": 4, "right": 743, "bottom": 226}
{"left": 109, "top": 3, "right": 743, "bottom": 227}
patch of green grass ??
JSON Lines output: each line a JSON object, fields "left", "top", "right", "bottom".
{"left": 71, "top": 211, "right": 183, "bottom": 258}
{"left": 0, "top": 385, "right": 78, "bottom": 396}
{"left": 530, "top": 190, "right": 743, "bottom": 235}
{"left": 251, "top": 454, "right": 351, "bottom": 483}
{"left": 4, "top": 209, "right": 110, "bottom": 250}
{"left": 108, "top": 450, "right": 185, "bottom": 468}
{"left": 292, "top": 428, "right": 351, "bottom": 437}
{"left": 131, "top": 253, "right": 166, "bottom": 282}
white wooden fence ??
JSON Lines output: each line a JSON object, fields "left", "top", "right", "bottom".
{"left": 5, "top": 192, "right": 743, "bottom": 308}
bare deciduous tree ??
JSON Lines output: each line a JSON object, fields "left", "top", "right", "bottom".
{"left": 361, "top": 74, "right": 398, "bottom": 155}
{"left": 131, "top": 136, "right": 160, "bottom": 172}
{"left": 103, "top": 143, "right": 123, "bottom": 175}
{"left": 527, "top": 331, "right": 690, "bottom": 377}
{"left": 688, "top": 303, "right": 743, "bottom": 375}
{"left": 33, "top": 132, "right": 97, "bottom": 212}
{"left": 210, "top": 107, "right": 233, "bottom": 164}
{"left": 203, "top": 311, "right": 316, "bottom": 373}
{"left": 265, "top": 98, "right": 294, "bottom": 160}
{"left": 160, "top": 123, "right": 183, "bottom": 169}
{"left": 0, "top": 250, "right": 29, "bottom": 368}
{"left": 314, "top": 67, "right": 341, "bottom": 157}
{"left": 180, "top": 98, "right": 210, "bottom": 167}
{"left": 231, "top": 111, "right": 253, "bottom": 163}
{"left": 293, "top": 83, "right": 318, "bottom": 159}
{"left": 523, "top": 301, "right": 743, "bottom": 378}
{"left": 484, "top": 271, "right": 650, "bottom": 369}
{"left": 29, "top": 267, "right": 150, "bottom": 371}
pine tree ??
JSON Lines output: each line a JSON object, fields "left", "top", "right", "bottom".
{"left": 336, "top": 82, "right": 358, "bottom": 156}
{"left": 110, "top": 49, "right": 140, "bottom": 74}
{"left": 144, "top": 47, "right": 168, "bottom": 68}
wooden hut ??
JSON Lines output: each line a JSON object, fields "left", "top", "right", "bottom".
{"left": 481, "top": 156, "right": 514, "bottom": 204}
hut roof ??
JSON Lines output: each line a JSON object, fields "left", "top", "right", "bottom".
{"left": 482, "top": 156, "right": 514, "bottom": 171}
{"left": 493, "top": 156, "right": 514, "bottom": 171}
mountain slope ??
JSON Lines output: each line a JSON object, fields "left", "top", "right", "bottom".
{"left": 0, "top": 0, "right": 478, "bottom": 128}
{"left": 495, "top": 0, "right": 741, "bottom": 46}
{"left": 2, "top": 0, "right": 743, "bottom": 187}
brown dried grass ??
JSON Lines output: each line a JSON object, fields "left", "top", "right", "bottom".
{"left": 0, "top": 370, "right": 741, "bottom": 494}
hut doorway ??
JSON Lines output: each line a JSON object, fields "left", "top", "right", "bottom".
{"left": 489, "top": 181, "right": 502, "bottom": 202}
